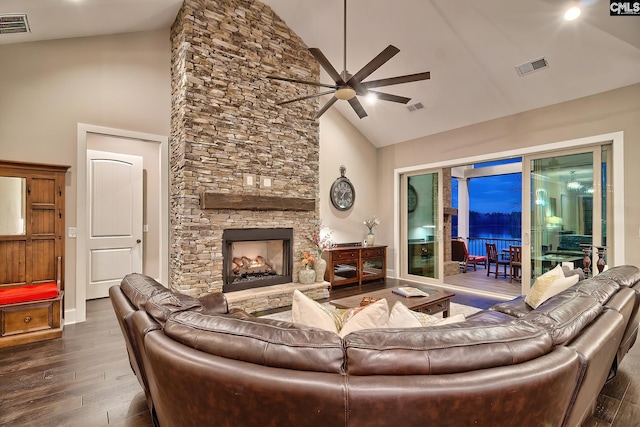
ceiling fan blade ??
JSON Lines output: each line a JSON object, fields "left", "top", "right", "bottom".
{"left": 347, "top": 45, "right": 400, "bottom": 86}
{"left": 268, "top": 75, "right": 337, "bottom": 89}
{"left": 348, "top": 97, "right": 368, "bottom": 119}
{"left": 309, "top": 48, "right": 345, "bottom": 85}
{"left": 314, "top": 96, "right": 338, "bottom": 119}
{"left": 361, "top": 72, "right": 431, "bottom": 89}
{"left": 277, "top": 90, "right": 337, "bottom": 106}
{"left": 366, "top": 90, "right": 412, "bottom": 104}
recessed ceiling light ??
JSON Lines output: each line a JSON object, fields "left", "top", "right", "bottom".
{"left": 366, "top": 93, "right": 377, "bottom": 104}
{"left": 564, "top": 6, "right": 581, "bottom": 21}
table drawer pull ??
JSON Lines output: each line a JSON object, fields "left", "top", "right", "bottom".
{"left": 24, "top": 316, "right": 32, "bottom": 323}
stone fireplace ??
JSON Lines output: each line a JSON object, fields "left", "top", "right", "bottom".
{"left": 169, "top": 0, "right": 323, "bottom": 302}
{"left": 222, "top": 228, "right": 293, "bottom": 292}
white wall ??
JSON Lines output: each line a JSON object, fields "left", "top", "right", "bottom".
{"left": 319, "top": 108, "right": 379, "bottom": 245}
{"left": 0, "top": 30, "right": 171, "bottom": 312}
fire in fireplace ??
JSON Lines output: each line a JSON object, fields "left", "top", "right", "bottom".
{"left": 222, "top": 228, "right": 293, "bottom": 292}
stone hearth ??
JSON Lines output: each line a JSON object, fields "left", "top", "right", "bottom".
{"left": 225, "top": 281, "right": 329, "bottom": 313}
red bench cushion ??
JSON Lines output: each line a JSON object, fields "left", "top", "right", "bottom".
{"left": 0, "top": 282, "right": 59, "bottom": 305}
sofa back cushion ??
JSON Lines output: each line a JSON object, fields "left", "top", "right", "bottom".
{"left": 524, "top": 292, "right": 602, "bottom": 345}
{"left": 344, "top": 310, "right": 553, "bottom": 375}
{"left": 572, "top": 276, "right": 619, "bottom": 304}
{"left": 143, "top": 291, "right": 202, "bottom": 325}
{"left": 120, "top": 273, "right": 169, "bottom": 310}
{"left": 164, "top": 311, "right": 345, "bottom": 373}
{"left": 488, "top": 296, "right": 531, "bottom": 318}
{"left": 597, "top": 265, "right": 640, "bottom": 288}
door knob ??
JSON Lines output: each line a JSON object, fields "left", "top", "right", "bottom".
{"left": 136, "top": 239, "right": 142, "bottom": 244}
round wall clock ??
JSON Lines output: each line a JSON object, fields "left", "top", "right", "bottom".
{"left": 330, "top": 165, "right": 355, "bottom": 211}
{"left": 408, "top": 184, "right": 418, "bottom": 213}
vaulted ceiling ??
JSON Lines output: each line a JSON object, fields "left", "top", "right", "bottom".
{"left": 2, "top": 0, "right": 639, "bottom": 148}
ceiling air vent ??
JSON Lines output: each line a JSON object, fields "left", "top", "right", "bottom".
{"left": 406, "top": 102, "right": 424, "bottom": 112}
{"left": 0, "top": 14, "right": 30, "bottom": 35}
{"left": 515, "top": 57, "right": 549, "bottom": 76}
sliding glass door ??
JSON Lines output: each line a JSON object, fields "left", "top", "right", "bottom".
{"left": 523, "top": 146, "right": 609, "bottom": 289}
{"left": 402, "top": 171, "right": 441, "bottom": 281}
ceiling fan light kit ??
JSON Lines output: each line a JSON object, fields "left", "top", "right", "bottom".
{"left": 335, "top": 87, "right": 356, "bottom": 100}
{"left": 267, "top": 0, "right": 430, "bottom": 119}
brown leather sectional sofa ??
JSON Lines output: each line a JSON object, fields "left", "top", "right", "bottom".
{"left": 110, "top": 265, "right": 640, "bottom": 427}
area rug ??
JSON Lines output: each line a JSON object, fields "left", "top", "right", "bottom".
{"left": 261, "top": 302, "right": 481, "bottom": 322}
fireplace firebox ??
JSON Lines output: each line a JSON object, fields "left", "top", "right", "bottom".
{"left": 222, "top": 228, "right": 293, "bottom": 292}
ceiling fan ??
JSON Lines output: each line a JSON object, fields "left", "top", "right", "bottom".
{"left": 267, "top": 0, "right": 431, "bottom": 119}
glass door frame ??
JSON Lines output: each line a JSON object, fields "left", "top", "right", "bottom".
{"left": 392, "top": 131, "right": 624, "bottom": 300}
{"left": 522, "top": 146, "right": 604, "bottom": 293}
{"left": 399, "top": 169, "right": 444, "bottom": 284}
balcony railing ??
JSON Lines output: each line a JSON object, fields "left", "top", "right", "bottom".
{"left": 467, "top": 236, "right": 522, "bottom": 257}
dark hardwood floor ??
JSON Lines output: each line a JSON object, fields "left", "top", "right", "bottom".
{"left": 0, "top": 299, "right": 152, "bottom": 427}
{"left": 1, "top": 283, "right": 638, "bottom": 426}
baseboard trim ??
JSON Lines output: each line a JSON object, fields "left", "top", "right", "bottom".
{"left": 64, "top": 308, "right": 78, "bottom": 325}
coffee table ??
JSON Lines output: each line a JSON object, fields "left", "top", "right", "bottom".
{"left": 330, "top": 286, "right": 455, "bottom": 318}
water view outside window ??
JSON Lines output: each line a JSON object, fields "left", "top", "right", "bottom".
{"left": 468, "top": 174, "right": 521, "bottom": 239}
{"left": 452, "top": 158, "right": 522, "bottom": 255}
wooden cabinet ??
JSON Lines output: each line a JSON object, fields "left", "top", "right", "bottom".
{"left": 322, "top": 245, "right": 386, "bottom": 288}
{"left": 0, "top": 160, "right": 69, "bottom": 348}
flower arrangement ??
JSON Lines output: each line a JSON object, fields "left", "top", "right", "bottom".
{"left": 300, "top": 251, "right": 315, "bottom": 269}
{"left": 307, "top": 220, "right": 333, "bottom": 254}
{"left": 363, "top": 215, "right": 380, "bottom": 234}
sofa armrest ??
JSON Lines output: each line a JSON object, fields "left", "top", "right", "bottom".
{"left": 198, "top": 292, "right": 229, "bottom": 314}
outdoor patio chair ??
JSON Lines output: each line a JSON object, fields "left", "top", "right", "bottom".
{"left": 486, "top": 243, "right": 509, "bottom": 279}
{"left": 452, "top": 239, "right": 487, "bottom": 273}
{"left": 509, "top": 245, "right": 522, "bottom": 283}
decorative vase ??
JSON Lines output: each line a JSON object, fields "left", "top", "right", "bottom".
{"left": 314, "top": 256, "right": 327, "bottom": 283}
{"left": 596, "top": 246, "right": 606, "bottom": 273}
{"left": 580, "top": 244, "right": 592, "bottom": 277}
{"left": 365, "top": 231, "right": 375, "bottom": 247}
{"left": 298, "top": 265, "right": 316, "bottom": 284}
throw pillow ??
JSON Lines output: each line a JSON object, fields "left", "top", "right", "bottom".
{"left": 291, "top": 289, "right": 344, "bottom": 333}
{"left": 387, "top": 302, "right": 466, "bottom": 328}
{"left": 525, "top": 266, "right": 580, "bottom": 309}
{"left": 562, "top": 265, "right": 585, "bottom": 281}
{"left": 338, "top": 298, "right": 389, "bottom": 337}
{"left": 387, "top": 301, "right": 440, "bottom": 328}
{"left": 436, "top": 313, "right": 466, "bottom": 325}
{"left": 291, "top": 290, "right": 390, "bottom": 337}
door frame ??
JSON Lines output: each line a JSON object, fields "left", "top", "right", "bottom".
{"left": 72, "top": 124, "right": 168, "bottom": 324}
{"left": 393, "top": 131, "right": 625, "bottom": 299}
{"left": 399, "top": 170, "right": 444, "bottom": 283}
{"left": 522, "top": 146, "right": 604, "bottom": 294}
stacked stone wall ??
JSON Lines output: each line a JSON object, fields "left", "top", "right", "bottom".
{"left": 170, "top": 0, "right": 321, "bottom": 295}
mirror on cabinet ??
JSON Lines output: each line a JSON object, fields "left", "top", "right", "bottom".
{"left": 0, "top": 176, "right": 26, "bottom": 235}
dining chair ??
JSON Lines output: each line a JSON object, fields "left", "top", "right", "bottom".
{"left": 451, "top": 239, "right": 468, "bottom": 272}
{"left": 509, "top": 245, "right": 522, "bottom": 283}
{"left": 486, "top": 243, "right": 509, "bottom": 279}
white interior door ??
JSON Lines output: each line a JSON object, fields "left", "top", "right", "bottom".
{"left": 86, "top": 150, "right": 143, "bottom": 299}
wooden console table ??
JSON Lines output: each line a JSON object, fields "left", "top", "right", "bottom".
{"left": 322, "top": 245, "right": 386, "bottom": 289}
